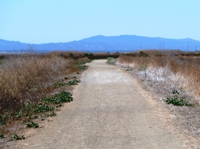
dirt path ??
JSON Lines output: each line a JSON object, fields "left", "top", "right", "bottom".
{"left": 12, "top": 60, "right": 185, "bottom": 149}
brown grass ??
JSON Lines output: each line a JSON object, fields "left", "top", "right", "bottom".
{"left": 0, "top": 53, "right": 71, "bottom": 119}
{"left": 117, "top": 51, "right": 200, "bottom": 97}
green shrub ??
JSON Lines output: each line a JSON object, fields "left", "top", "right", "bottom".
{"left": 33, "top": 103, "right": 54, "bottom": 113}
{"left": 53, "top": 91, "right": 73, "bottom": 103}
{"left": 42, "top": 91, "right": 73, "bottom": 105}
{"left": 67, "top": 79, "right": 80, "bottom": 85}
{"left": 107, "top": 57, "right": 116, "bottom": 64}
{"left": 165, "top": 97, "right": 193, "bottom": 106}
{"left": 164, "top": 90, "right": 194, "bottom": 106}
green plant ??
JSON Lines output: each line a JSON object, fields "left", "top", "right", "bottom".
{"left": 67, "top": 79, "right": 80, "bottom": 85}
{"left": 164, "top": 90, "right": 194, "bottom": 106}
{"left": 26, "top": 121, "right": 39, "bottom": 128}
{"left": 12, "top": 134, "right": 25, "bottom": 140}
{"left": 53, "top": 80, "right": 66, "bottom": 88}
{"left": 15, "top": 109, "right": 23, "bottom": 119}
{"left": 107, "top": 57, "right": 116, "bottom": 64}
{"left": 0, "top": 134, "right": 6, "bottom": 138}
{"left": 0, "top": 112, "right": 8, "bottom": 125}
{"left": 78, "top": 65, "right": 88, "bottom": 71}
{"left": 53, "top": 91, "right": 73, "bottom": 103}
{"left": 42, "top": 97, "right": 55, "bottom": 104}
{"left": 33, "top": 103, "right": 54, "bottom": 113}
{"left": 42, "top": 91, "right": 73, "bottom": 105}
{"left": 165, "top": 97, "right": 193, "bottom": 106}
{"left": 172, "top": 89, "right": 179, "bottom": 95}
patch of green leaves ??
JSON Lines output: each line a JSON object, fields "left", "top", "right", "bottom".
{"left": 33, "top": 103, "right": 54, "bottom": 113}
{"left": 107, "top": 57, "right": 116, "bottom": 64}
{"left": 26, "top": 121, "right": 39, "bottom": 128}
{"left": 67, "top": 79, "right": 80, "bottom": 85}
{"left": 12, "top": 134, "right": 25, "bottom": 140}
{"left": 43, "top": 91, "right": 73, "bottom": 105}
{"left": 164, "top": 90, "right": 194, "bottom": 106}
{"left": 53, "top": 78, "right": 80, "bottom": 88}
{"left": 54, "top": 91, "right": 73, "bottom": 102}
{"left": 165, "top": 97, "right": 193, "bottom": 106}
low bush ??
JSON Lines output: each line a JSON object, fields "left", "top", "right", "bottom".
{"left": 107, "top": 57, "right": 116, "bottom": 64}
{"left": 164, "top": 90, "right": 194, "bottom": 106}
{"left": 165, "top": 97, "right": 193, "bottom": 106}
{"left": 67, "top": 79, "right": 80, "bottom": 85}
{"left": 33, "top": 103, "right": 54, "bottom": 113}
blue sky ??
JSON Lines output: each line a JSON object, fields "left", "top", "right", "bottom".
{"left": 0, "top": 0, "right": 200, "bottom": 43}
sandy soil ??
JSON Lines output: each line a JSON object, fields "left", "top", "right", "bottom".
{"left": 7, "top": 60, "right": 186, "bottom": 149}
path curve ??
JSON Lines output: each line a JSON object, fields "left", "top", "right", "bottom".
{"left": 13, "top": 60, "right": 184, "bottom": 149}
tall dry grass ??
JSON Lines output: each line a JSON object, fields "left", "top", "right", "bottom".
{"left": 0, "top": 53, "right": 70, "bottom": 118}
{"left": 116, "top": 51, "right": 200, "bottom": 97}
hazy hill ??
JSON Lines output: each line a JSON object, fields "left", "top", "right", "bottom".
{"left": 1, "top": 35, "right": 200, "bottom": 53}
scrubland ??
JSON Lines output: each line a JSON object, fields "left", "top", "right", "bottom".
{"left": 116, "top": 50, "right": 200, "bottom": 98}
{"left": 0, "top": 52, "right": 93, "bottom": 141}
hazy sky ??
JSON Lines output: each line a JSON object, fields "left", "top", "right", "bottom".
{"left": 0, "top": 0, "right": 200, "bottom": 43}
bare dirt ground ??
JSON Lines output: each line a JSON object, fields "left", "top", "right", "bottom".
{"left": 6, "top": 60, "right": 187, "bottom": 149}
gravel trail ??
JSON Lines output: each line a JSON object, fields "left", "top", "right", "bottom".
{"left": 12, "top": 60, "right": 185, "bottom": 149}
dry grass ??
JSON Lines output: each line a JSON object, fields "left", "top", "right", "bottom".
{"left": 0, "top": 53, "right": 71, "bottom": 120}
{"left": 117, "top": 51, "right": 200, "bottom": 97}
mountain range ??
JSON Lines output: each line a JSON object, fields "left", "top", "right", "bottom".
{"left": 0, "top": 35, "right": 200, "bottom": 53}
